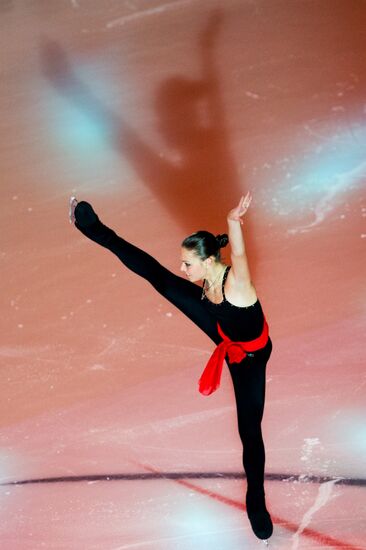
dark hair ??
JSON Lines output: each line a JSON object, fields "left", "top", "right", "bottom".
{"left": 181, "top": 231, "right": 229, "bottom": 261}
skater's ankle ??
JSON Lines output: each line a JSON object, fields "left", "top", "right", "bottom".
{"left": 246, "top": 488, "right": 266, "bottom": 506}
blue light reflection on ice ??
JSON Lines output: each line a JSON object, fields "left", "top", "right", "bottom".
{"left": 331, "top": 410, "right": 366, "bottom": 455}
{"left": 44, "top": 59, "right": 126, "bottom": 189}
{"left": 303, "top": 127, "right": 365, "bottom": 188}
{"left": 50, "top": 58, "right": 113, "bottom": 157}
{"left": 169, "top": 499, "right": 248, "bottom": 549}
{"left": 268, "top": 123, "right": 366, "bottom": 221}
{"left": 56, "top": 101, "right": 109, "bottom": 153}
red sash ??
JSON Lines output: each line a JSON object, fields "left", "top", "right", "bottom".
{"left": 198, "top": 319, "right": 269, "bottom": 396}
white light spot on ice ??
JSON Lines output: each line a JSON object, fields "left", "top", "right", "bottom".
{"left": 300, "top": 438, "right": 320, "bottom": 462}
{"left": 90, "top": 364, "right": 107, "bottom": 371}
{"left": 245, "top": 91, "right": 260, "bottom": 100}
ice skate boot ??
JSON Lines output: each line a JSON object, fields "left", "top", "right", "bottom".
{"left": 246, "top": 491, "right": 273, "bottom": 541}
{"left": 69, "top": 198, "right": 100, "bottom": 229}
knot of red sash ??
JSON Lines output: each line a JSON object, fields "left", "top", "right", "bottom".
{"left": 198, "top": 319, "right": 269, "bottom": 396}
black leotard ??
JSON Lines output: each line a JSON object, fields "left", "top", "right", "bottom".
{"left": 202, "top": 266, "right": 265, "bottom": 342}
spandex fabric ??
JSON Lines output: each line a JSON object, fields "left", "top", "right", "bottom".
{"left": 74, "top": 201, "right": 272, "bottom": 497}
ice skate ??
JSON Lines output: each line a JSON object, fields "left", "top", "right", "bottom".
{"left": 246, "top": 491, "right": 273, "bottom": 541}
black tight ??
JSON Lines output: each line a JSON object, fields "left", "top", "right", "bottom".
{"left": 75, "top": 201, "right": 271, "bottom": 497}
{"left": 229, "top": 342, "right": 271, "bottom": 496}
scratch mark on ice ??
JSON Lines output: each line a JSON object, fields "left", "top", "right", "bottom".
{"left": 97, "top": 338, "right": 118, "bottom": 357}
{"left": 291, "top": 478, "right": 340, "bottom": 549}
{"left": 106, "top": 0, "right": 193, "bottom": 29}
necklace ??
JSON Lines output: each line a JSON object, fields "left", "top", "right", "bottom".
{"left": 201, "top": 265, "right": 226, "bottom": 300}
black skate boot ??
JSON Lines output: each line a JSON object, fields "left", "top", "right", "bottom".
{"left": 246, "top": 490, "right": 273, "bottom": 541}
{"left": 70, "top": 198, "right": 118, "bottom": 248}
{"left": 72, "top": 199, "right": 99, "bottom": 228}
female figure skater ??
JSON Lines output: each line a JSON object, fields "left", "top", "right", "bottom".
{"left": 70, "top": 193, "right": 273, "bottom": 541}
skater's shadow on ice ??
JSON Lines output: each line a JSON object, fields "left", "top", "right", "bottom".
{"left": 39, "top": 11, "right": 242, "bottom": 232}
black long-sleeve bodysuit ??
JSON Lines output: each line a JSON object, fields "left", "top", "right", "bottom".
{"left": 74, "top": 202, "right": 272, "bottom": 502}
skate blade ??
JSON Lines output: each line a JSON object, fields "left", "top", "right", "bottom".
{"left": 69, "top": 196, "right": 78, "bottom": 224}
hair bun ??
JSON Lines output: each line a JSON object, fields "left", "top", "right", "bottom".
{"left": 215, "top": 233, "right": 229, "bottom": 249}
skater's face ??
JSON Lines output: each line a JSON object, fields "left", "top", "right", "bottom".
{"left": 180, "top": 248, "right": 207, "bottom": 282}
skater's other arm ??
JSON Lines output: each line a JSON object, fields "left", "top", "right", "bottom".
{"left": 226, "top": 193, "right": 257, "bottom": 302}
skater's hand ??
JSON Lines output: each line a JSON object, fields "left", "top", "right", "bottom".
{"left": 227, "top": 193, "right": 252, "bottom": 224}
